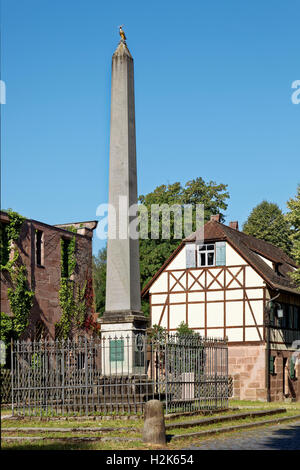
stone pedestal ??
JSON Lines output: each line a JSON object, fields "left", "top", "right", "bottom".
{"left": 99, "top": 312, "right": 148, "bottom": 375}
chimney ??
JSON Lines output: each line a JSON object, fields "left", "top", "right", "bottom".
{"left": 210, "top": 214, "right": 220, "bottom": 222}
{"left": 229, "top": 221, "right": 239, "bottom": 230}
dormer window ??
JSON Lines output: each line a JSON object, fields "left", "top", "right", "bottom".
{"left": 198, "top": 244, "right": 215, "bottom": 267}
{"left": 186, "top": 241, "right": 226, "bottom": 268}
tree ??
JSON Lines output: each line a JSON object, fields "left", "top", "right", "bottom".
{"left": 243, "top": 201, "right": 292, "bottom": 254}
{"left": 286, "top": 185, "right": 300, "bottom": 288}
{"left": 92, "top": 247, "right": 107, "bottom": 316}
{"left": 139, "top": 178, "right": 229, "bottom": 289}
{"left": 92, "top": 178, "right": 229, "bottom": 317}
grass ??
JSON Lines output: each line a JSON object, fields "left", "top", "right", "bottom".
{"left": 229, "top": 399, "right": 300, "bottom": 410}
{"left": 167, "top": 410, "right": 299, "bottom": 436}
{"left": 2, "top": 401, "right": 300, "bottom": 451}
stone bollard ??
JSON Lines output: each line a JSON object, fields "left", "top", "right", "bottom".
{"left": 142, "top": 400, "right": 166, "bottom": 445}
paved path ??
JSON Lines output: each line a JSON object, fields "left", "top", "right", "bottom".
{"left": 184, "top": 420, "right": 300, "bottom": 450}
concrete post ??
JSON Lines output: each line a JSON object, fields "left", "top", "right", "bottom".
{"left": 142, "top": 400, "right": 166, "bottom": 445}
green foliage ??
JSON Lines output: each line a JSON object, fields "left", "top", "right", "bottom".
{"left": 286, "top": 185, "right": 300, "bottom": 288}
{"left": 92, "top": 247, "right": 107, "bottom": 316}
{"left": 1, "top": 210, "right": 34, "bottom": 345}
{"left": 5, "top": 209, "right": 26, "bottom": 242}
{"left": 7, "top": 265, "right": 34, "bottom": 337}
{"left": 61, "top": 232, "right": 76, "bottom": 278}
{"left": 57, "top": 229, "right": 88, "bottom": 339}
{"left": 139, "top": 178, "right": 229, "bottom": 290}
{"left": 0, "top": 223, "right": 9, "bottom": 266}
{"left": 57, "top": 280, "right": 89, "bottom": 340}
{"left": 57, "top": 279, "right": 76, "bottom": 339}
{"left": 92, "top": 178, "right": 229, "bottom": 318}
{"left": 31, "top": 352, "right": 42, "bottom": 370}
{"left": 147, "top": 324, "right": 167, "bottom": 341}
{"left": 0, "top": 312, "right": 14, "bottom": 344}
{"left": 1, "top": 209, "right": 25, "bottom": 269}
{"left": 176, "top": 321, "right": 199, "bottom": 336}
{"left": 243, "top": 201, "right": 292, "bottom": 254}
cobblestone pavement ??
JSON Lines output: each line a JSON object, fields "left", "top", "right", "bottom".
{"left": 184, "top": 420, "right": 300, "bottom": 450}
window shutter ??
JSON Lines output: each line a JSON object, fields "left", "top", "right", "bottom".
{"left": 215, "top": 241, "right": 226, "bottom": 266}
{"left": 269, "top": 355, "right": 275, "bottom": 375}
{"left": 290, "top": 359, "right": 296, "bottom": 380}
{"left": 186, "top": 244, "right": 196, "bottom": 268}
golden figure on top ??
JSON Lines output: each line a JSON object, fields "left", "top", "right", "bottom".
{"left": 119, "top": 25, "right": 126, "bottom": 41}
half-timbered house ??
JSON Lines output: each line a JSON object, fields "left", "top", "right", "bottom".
{"left": 142, "top": 215, "right": 300, "bottom": 402}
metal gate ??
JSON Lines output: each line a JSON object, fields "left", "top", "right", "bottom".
{"left": 11, "top": 332, "right": 228, "bottom": 416}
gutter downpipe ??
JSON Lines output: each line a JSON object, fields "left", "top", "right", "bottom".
{"left": 265, "top": 290, "right": 280, "bottom": 402}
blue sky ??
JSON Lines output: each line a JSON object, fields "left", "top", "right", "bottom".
{"left": 1, "top": 0, "right": 299, "bottom": 255}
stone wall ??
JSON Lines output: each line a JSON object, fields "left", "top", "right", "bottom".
{"left": 229, "top": 344, "right": 267, "bottom": 401}
{"left": 269, "top": 350, "right": 300, "bottom": 402}
{"left": 1, "top": 218, "right": 94, "bottom": 339}
{"left": 229, "top": 344, "right": 300, "bottom": 402}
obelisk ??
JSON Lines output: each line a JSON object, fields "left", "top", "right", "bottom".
{"left": 100, "top": 32, "right": 147, "bottom": 372}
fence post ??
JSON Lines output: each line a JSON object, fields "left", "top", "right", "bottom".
{"left": 85, "top": 337, "right": 88, "bottom": 415}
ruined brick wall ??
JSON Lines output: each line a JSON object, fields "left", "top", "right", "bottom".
{"left": 1, "top": 219, "right": 94, "bottom": 340}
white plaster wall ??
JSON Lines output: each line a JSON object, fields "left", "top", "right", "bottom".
{"left": 245, "top": 300, "right": 263, "bottom": 325}
{"left": 149, "top": 271, "right": 168, "bottom": 293}
{"left": 169, "top": 304, "right": 186, "bottom": 329}
{"left": 245, "top": 266, "right": 265, "bottom": 287}
{"left": 225, "top": 289, "right": 243, "bottom": 300}
{"left": 246, "top": 288, "right": 264, "bottom": 299}
{"left": 207, "top": 328, "right": 224, "bottom": 339}
{"left": 151, "top": 293, "right": 168, "bottom": 305}
{"left": 207, "top": 304, "right": 223, "bottom": 327}
{"left": 168, "top": 246, "right": 186, "bottom": 270}
{"left": 226, "top": 301, "right": 243, "bottom": 326}
{"left": 207, "top": 291, "right": 224, "bottom": 301}
{"left": 226, "top": 243, "right": 247, "bottom": 266}
{"left": 257, "top": 254, "right": 273, "bottom": 268}
{"left": 169, "top": 271, "right": 185, "bottom": 291}
{"left": 245, "top": 327, "right": 261, "bottom": 341}
{"left": 188, "top": 303, "right": 205, "bottom": 328}
{"left": 188, "top": 292, "right": 205, "bottom": 302}
{"left": 169, "top": 293, "right": 186, "bottom": 304}
{"left": 152, "top": 305, "right": 164, "bottom": 325}
{"left": 227, "top": 328, "right": 243, "bottom": 342}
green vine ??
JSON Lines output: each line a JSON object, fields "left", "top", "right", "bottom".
{"left": 0, "top": 210, "right": 34, "bottom": 345}
{"left": 56, "top": 226, "right": 88, "bottom": 339}
{"left": 1, "top": 209, "right": 25, "bottom": 269}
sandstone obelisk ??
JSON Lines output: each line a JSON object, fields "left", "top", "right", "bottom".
{"left": 100, "top": 34, "right": 147, "bottom": 365}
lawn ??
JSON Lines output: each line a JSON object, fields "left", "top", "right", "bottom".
{"left": 2, "top": 402, "right": 300, "bottom": 450}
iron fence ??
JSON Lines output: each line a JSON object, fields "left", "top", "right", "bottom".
{"left": 11, "top": 331, "right": 228, "bottom": 416}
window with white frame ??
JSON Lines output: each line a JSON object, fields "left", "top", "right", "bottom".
{"left": 198, "top": 244, "right": 215, "bottom": 267}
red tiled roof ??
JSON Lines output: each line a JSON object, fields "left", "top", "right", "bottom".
{"left": 142, "top": 220, "right": 299, "bottom": 296}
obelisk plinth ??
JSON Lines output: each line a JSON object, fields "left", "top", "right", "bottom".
{"left": 100, "top": 37, "right": 147, "bottom": 373}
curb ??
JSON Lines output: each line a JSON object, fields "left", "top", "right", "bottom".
{"left": 1, "top": 435, "right": 142, "bottom": 443}
{"left": 1, "top": 426, "right": 139, "bottom": 433}
{"left": 170, "top": 414, "right": 300, "bottom": 440}
{"left": 166, "top": 408, "right": 286, "bottom": 430}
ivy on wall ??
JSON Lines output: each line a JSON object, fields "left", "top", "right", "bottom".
{"left": 56, "top": 226, "right": 100, "bottom": 339}
{"left": 0, "top": 210, "right": 34, "bottom": 345}
{"left": 56, "top": 226, "right": 89, "bottom": 339}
